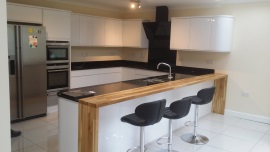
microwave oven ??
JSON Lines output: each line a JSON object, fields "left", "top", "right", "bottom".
{"left": 46, "top": 41, "right": 69, "bottom": 64}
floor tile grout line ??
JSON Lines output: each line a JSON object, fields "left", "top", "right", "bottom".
{"left": 205, "top": 145, "right": 232, "bottom": 152}
{"left": 11, "top": 136, "right": 36, "bottom": 152}
{"left": 248, "top": 131, "right": 268, "bottom": 152}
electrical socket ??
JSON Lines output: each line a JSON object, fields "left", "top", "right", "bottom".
{"left": 82, "top": 52, "right": 87, "bottom": 57}
{"left": 241, "top": 91, "right": 250, "bottom": 97}
{"left": 206, "top": 59, "right": 213, "bottom": 64}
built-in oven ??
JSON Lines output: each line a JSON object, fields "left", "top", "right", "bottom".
{"left": 47, "top": 63, "right": 69, "bottom": 92}
{"left": 46, "top": 41, "right": 69, "bottom": 64}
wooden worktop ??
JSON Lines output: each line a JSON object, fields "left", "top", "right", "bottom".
{"left": 79, "top": 73, "right": 227, "bottom": 108}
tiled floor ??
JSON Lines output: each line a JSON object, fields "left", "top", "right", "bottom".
{"left": 11, "top": 112, "right": 270, "bottom": 152}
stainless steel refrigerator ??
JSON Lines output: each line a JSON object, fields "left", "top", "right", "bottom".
{"left": 8, "top": 24, "right": 47, "bottom": 122}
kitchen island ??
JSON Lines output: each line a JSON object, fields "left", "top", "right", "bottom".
{"left": 58, "top": 70, "right": 227, "bottom": 152}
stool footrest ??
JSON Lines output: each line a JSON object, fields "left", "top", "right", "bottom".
{"left": 157, "top": 137, "right": 171, "bottom": 145}
{"left": 184, "top": 121, "right": 194, "bottom": 127}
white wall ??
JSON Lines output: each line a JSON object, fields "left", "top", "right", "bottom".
{"left": 71, "top": 47, "right": 122, "bottom": 62}
{"left": 0, "top": 1, "right": 11, "bottom": 151}
{"left": 173, "top": 3, "right": 270, "bottom": 123}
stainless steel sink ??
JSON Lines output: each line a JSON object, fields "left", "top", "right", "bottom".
{"left": 143, "top": 77, "right": 170, "bottom": 84}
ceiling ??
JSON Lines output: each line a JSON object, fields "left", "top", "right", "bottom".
{"left": 48, "top": 0, "right": 270, "bottom": 12}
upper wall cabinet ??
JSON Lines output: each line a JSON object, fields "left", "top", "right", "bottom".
{"left": 71, "top": 14, "right": 93, "bottom": 46}
{"left": 170, "top": 16, "right": 234, "bottom": 52}
{"left": 7, "top": 3, "right": 42, "bottom": 24}
{"left": 43, "top": 9, "right": 71, "bottom": 41}
{"left": 71, "top": 14, "right": 122, "bottom": 47}
{"left": 104, "top": 18, "right": 122, "bottom": 47}
{"left": 92, "top": 17, "right": 105, "bottom": 46}
{"left": 122, "top": 20, "right": 148, "bottom": 48}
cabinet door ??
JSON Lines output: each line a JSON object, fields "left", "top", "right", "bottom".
{"left": 70, "top": 75, "right": 99, "bottom": 89}
{"left": 80, "top": 16, "right": 93, "bottom": 46}
{"left": 99, "top": 73, "right": 122, "bottom": 85}
{"left": 92, "top": 17, "right": 105, "bottom": 46}
{"left": 105, "top": 19, "right": 116, "bottom": 46}
{"left": 189, "top": 17, "right": 212, "bottom": 51}
{"left": 123, "top": 20, "right": 140, "bottom": 47}
{"left": 123, "top": 20, "right": 148, "bottom": 48}
{"left": 170, "top": 18, "right": 190, "bottom": 50}
{"left": 211, "top": 17, "right": 234, "bottom": 52}
{"left": 7, "top": 4, "right": 42, "bottom": 24}
{"left": 71, "top": 14, "right": 80, "bottom": 46}
{"left": 115, "top": 20, "right": 123, "bottom": 46}
{"left": 43, "top": 9, "right": 71, "bottom": 41}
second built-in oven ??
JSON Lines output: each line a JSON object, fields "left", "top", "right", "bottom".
{"left": 47, "top": 63, "right": 69, "bottom": 92}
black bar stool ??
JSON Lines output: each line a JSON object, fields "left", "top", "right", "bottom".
{"left": 181, "top": 87, "right": 215, "bottom": 145}
{"left": 121, "top": 99, "right": 166, "bottom": 152}
{"left": 157, "top": 98, "right": 192, "bottom": 152}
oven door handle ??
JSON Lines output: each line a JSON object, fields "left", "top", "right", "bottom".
{"left": 48, "top": 69, "right": 69, "bottom": 72}
{"left": 47, "top": 45, "right": 69, "bottom": 48}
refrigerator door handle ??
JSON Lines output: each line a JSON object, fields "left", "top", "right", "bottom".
{"left": 15, "top": 25, "right": 23, "bottom": 118}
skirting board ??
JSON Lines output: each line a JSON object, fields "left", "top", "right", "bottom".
{"left": 225, "top": 109, "right": 270, "bottom": 124}
{"left": 47, "top": 105, "right": 58, "bottom": 114}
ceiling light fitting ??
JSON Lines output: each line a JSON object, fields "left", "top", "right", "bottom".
{"left": 130, "top": 0, "right": 141, "bottom": 9}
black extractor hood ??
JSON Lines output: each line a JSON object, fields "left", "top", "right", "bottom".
{"left": 143, "top": 6, "right": 171, "bottom": 40}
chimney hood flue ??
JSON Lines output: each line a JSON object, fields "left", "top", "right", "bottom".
{"left": 143, "top": 6, "right": 171, "bottom": 40}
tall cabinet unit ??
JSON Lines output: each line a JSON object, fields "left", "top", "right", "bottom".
{"left": 43, "top": 9, "right": 71, "bottom": 41}
{"left": 170, "top": 16, "right": 234, "bottom": 52}
{"left": 7, "top": 3, "right": 43, "bottom": 24}
{"left": 122, "top": 20, "right": 148, "bottom": 48}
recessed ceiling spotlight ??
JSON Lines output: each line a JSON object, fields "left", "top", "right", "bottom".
{"left": 130, "top": 0, "right": 141, "bottom": 9}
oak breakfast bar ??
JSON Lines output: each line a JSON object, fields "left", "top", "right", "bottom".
{"left": 58, "top": 65, "right": 227, "bottom": 152}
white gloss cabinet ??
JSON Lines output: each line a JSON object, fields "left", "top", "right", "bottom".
{"left": 170, "top": 16, "right": 234, "bottom": 52}
{"left": 122, "top": 20, "right": 148, "bottom": 48}
{"left": 92, "top": 17, "right": 105, "bottom": 46}
{"left": 210, "top": 17, "right": 235, "bottom": 51}
{"left": 170, "top": 18, "right": 190, "bottom": 50}
{"left": 189, "top": 17, "right": 212, "bottom": 51}
{"left": 71, "top": 14, "right": 93, "bottom": 46}
{"left": 43, "top": 9, "right": 71, "bottom": 41}
{"left": 79, "top": 16, "right": 93, "bottom": 46}
{"left": 7, "top": 3, "right": 42, "bottom": 24}
{"left": 71, "top": 14, "right": 80, "bottom": 46}
{"left": 105, "top": 19, "right": 123, "bottom": 47}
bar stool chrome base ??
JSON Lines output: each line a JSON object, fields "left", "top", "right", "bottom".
{"left": 181, "top": 133, "right": 209, "bottom": 145}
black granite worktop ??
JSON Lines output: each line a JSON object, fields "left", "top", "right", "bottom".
{"left": 59, "top": 60, "right": 215, "bottom": 102}
{"left": 71, "top": 60, "right": 214, "bottom": 76}
{"left": 58, "top": 73, "right": 194, "bottom": 102}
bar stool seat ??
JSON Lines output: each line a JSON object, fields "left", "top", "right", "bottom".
{"left": 157, "top": 98, "right": 192, "bottom": 152}
{"left": 121, "top": 99, "right": 166, "bottom": 152}
{"left": 181, "top": 87, "right": 216, "bottom": 145}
